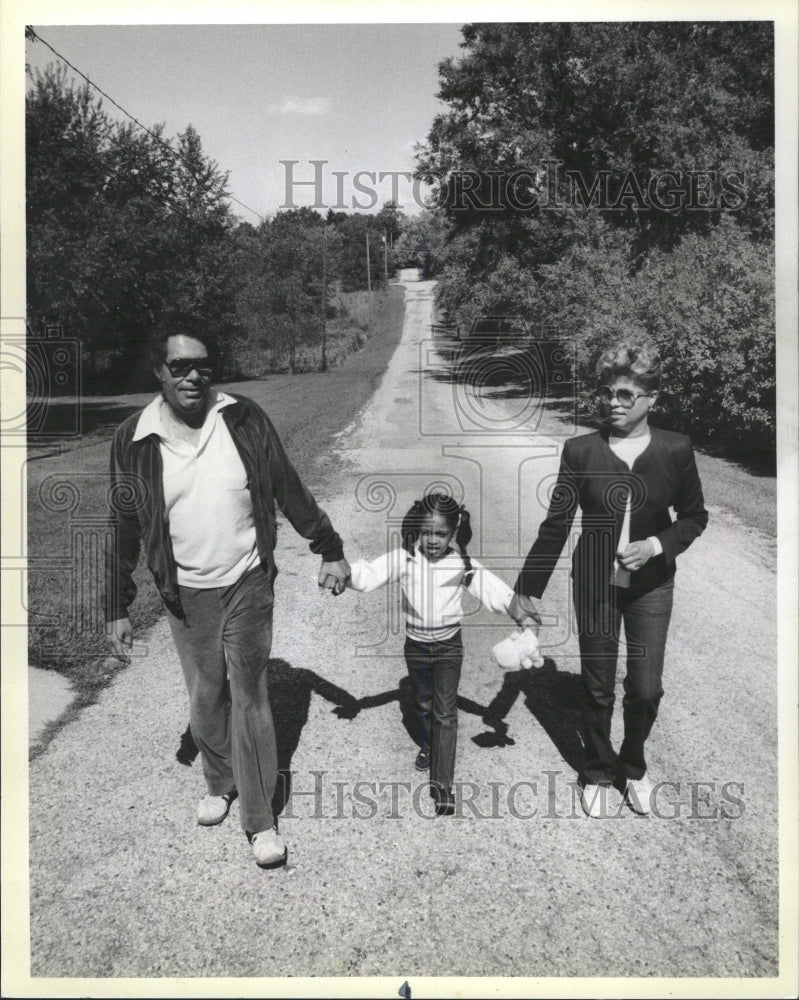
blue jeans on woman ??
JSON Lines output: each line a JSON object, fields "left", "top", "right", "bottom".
{"left": 574, "top": 579, "right": 674, "bottom": 785}
{"left": 404, "top": 631, "right": 464, "bottom": 790}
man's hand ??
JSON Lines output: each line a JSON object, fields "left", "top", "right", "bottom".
{"left": 318, "top": 558, "right": 351, "bottom": 596}
{"left": 508, "top": 593, "right": 542, "bottom": 635}
{"left": 105, "top": 616, "right": 133, "bottom": 660}
{"left": 616, "top": 540, "right": 656, "bottom": 573}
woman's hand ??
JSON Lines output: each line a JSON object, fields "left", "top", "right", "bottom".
{"left": 508, "top": 593, "right": 541, "bottom": 635}
{"left": 616, "top": 540, "right": 656, "bottom": 573}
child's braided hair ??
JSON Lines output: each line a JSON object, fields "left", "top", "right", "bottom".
{"left": 400, "top": 493, "right": 474, "bottom": 585}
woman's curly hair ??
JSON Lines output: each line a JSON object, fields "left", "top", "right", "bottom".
{"left": 596, "top": 337, "right": 661, "bottom": 393}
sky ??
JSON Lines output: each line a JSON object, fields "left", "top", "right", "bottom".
{"left": 25, "top": 23, "right": 467, "bottom": 221}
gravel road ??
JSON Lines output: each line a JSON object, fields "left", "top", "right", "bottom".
{"left": 24, "top": 272, "right": 780, "bottom": 989}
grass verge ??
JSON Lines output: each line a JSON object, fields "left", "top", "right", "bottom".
{"left": 538, "top": 399, "right": 777, "bottom": 541}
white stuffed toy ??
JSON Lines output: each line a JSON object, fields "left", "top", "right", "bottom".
{"left": 492, "top": 629, "right": 545, "bottom": 670}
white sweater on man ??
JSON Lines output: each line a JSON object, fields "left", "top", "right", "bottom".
{"left": 132, "top": 392, "right": 260, "bottom": 588}
{"left": 349, "top": 545, "right": 514, "bottom": 642}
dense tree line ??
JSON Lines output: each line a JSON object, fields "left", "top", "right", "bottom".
{"left": 27, "top": 25, "right": 775, "bottom": 453}
{"left": 415, "top": 22, "right": 775, "bottom": 453}
{"left": 27, "top": 66, "right": 242, "bottom": 388}
{"left": 26, "top": 64, "right": 391, "bottom": 390}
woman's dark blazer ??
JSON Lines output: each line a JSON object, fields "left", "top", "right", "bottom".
{"left": 515, "top": 426, "right": 708, "bottom": 602}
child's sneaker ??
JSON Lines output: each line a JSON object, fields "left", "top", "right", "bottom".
{"left": 415, "top": 746, "right": 430, "bottom": 771}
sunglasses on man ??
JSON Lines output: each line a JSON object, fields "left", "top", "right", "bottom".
{"left": 165, "top": 358, "right": 214, "bottom": 379}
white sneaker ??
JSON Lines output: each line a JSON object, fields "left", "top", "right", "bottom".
{"left": 580, "top": 783, "right": 611, "bottom": 819}
{"left": 251, "top": 826, "right": 288, "bottom": 868}
{"left": 625, "top": 774, "right": 655, "bottom": 815}
{"left": 197, "top": 791, "right": 235, "bottom": 826}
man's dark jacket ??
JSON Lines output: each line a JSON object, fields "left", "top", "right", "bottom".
{"left": 514, "top": 426, "right": 708, "bottom": 602}
{"left": 103, "top": 394, "right": 344, "bottom": 623}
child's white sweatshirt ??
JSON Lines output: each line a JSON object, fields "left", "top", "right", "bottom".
{"left": 349, "top": 545, "right": 514, "bottom": 642}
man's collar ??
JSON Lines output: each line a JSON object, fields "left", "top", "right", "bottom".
{"left": 131, "top": 395, "right": 164, "bottom": 442}
{"left": 132, "top": 390, "right": 236, "bottom": 442}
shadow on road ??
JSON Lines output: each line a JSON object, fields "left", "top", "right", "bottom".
{"left": 420, "top": 337, "right": 576, "bottom": 404}
{"left": 174, "top": 657, "right": 360, "bottom": 818}
{"left": 330, "top": 675, "right": 514, "bottom": 748}
{"left": 333, "top": 677, "right": 536, "bottom": 747}
{"left": 175, "top": 658, "right": 585, "bottom": 806}
{"left": 481, "top": 658, "right": 585, "bottom": 773}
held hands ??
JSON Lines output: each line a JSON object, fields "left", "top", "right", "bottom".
{"left": 105, "top": 616, "right": 132, "bottom": 661}
{"left": 508, "top": 593, "right": 541, "bottom": 636}
{"left": 616, "top": 539, "right": 656, "bottom": 573}
{"left": 318, "top": 557, "right": 351, "bottom": 596}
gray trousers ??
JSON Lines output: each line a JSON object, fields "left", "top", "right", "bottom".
{"left": 165, "top": 566, "right": 276, "bottom": 833}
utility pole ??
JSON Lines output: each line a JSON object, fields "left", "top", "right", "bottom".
{"left": 320, "top": 226, "right": 328, "bottom": 371}
{"left": 288, "top": 223, "right": 296, "bottom": 374}
{"left": 383, "top": 228, "right": 388, "bottom": 279}
{"left": 366, "top": 229, "right": 372, "bottom": 316}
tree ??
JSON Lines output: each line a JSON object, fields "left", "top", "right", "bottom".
{"left": 231, "top": 209, "right": 334, "bottom": 375}
{"left": 327, "top": 212, "right": 386, "bottom": 292}
{"left": 26, "top": 65, "right": 113, "bottom": 336}
{"left": 411, "top": 22, "right": 775, "bottom": 450}
{"left": 375, "top": 200, "right": 405, "bottom": 246}
{"left": 418, "top": 23, "right": 773, "bottom": 245}
{"left": 393, "top": 210, "right": 449, "bottom": 278}
{"left": 26, "top": 64, "right": 245, "bottom": 389}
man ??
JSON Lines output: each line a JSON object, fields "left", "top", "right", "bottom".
{"left": 104, "top": 320, "right": 349, "bottom": 868}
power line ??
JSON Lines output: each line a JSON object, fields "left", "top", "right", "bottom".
{"left": 26, "top": 29, "right": 351, "bottom": 329}
{"left": 27, "top": 27, "right": 264, "bottom": 223}
{"left": 28, "top": 105, "right": 267, "bottom": 266}
{"left": 26, "top": 39, "right": 269, "bottom": 265}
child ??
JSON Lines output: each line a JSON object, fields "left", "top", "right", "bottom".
{"left": 348, "top": 492, "right": 529, "bottom": 816}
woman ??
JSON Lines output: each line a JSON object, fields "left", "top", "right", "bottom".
{"left": 510, "top": 339, "right": 708, "bottom": 818}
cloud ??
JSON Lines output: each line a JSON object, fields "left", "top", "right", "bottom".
{"left": 264, "top": 97, "right": 331, "bottom": 116}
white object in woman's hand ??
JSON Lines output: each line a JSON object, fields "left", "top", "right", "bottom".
{"left": 492, "top": 629, "right": 544, "bottom": 671}
{"left": 616, "top": 540, "right": 656, "bottom": 572}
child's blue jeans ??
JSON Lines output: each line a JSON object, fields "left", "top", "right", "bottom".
{"left": 404, "top": 630, "right": 464, "bottom": 790}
